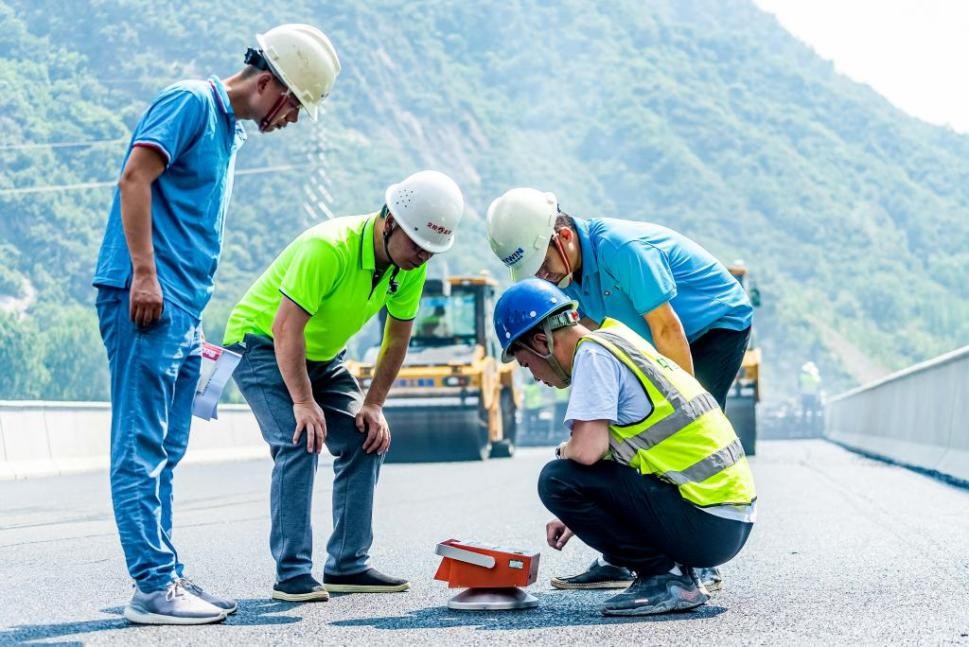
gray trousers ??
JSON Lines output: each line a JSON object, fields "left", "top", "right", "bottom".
{"left": 231, "top": 334, "right": 382, "bottom": 582}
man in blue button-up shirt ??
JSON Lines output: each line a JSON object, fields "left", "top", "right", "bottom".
{"left": 92, "top": 25, "right": 340, "bottom": 625}
{"left": 487, "top": 187, "right": 752, "bottom": 591}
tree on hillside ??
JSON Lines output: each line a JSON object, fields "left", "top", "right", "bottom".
{"left": 0, "top": 313, "right": 48, "bottom": 399}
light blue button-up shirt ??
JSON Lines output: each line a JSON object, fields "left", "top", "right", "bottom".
{"left": 93, "top": 76, "right": 247, "bottom": 319}
{"left": 562, "top": 217, "right": 752, "bottom": 344}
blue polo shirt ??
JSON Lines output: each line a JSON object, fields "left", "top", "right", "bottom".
{"left": 93, "top": 76, "right": 247, "bottom": 319}
{"left": 562, "top": 218, "right": 752, "bottom": 344}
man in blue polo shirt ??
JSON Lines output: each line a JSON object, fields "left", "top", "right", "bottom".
{"left": 92, "top": 25, "right": 340, "bottom": 625}
{"left": 487, "top": 187, "right": 752, "bottom": 591}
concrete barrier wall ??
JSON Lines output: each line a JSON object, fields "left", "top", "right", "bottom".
{"left": 826, "top": 345, "right": 969, "bottom": 484}
{"left": 0, "top": 402, "right": 267, "bottom": 480}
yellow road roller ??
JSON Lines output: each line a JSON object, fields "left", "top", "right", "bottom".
{"left": 347, "top": 275, "right": 522, "bottom": 462}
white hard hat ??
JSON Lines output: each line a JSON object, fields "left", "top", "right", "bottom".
{"left": 486, "top": 187, "right": 558, "bottom": 282}
{"left": 385, "top": 171, "right": 464, "bottom": 254}
{"left": 256, "top": 24, "right": 341, "bottom": 122}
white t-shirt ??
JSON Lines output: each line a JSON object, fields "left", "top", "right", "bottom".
{"left": 565, "top": 341, "right": 653, "bottom": 428}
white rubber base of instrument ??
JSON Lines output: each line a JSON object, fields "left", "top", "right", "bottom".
{"left": 447, "top": 587, "right": 539, "bottom": 610}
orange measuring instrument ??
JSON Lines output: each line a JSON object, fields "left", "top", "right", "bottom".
{"left": 433, "top": 538, "right": 540, "bottom": 610}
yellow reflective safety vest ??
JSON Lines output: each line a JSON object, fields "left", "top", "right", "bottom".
{"left": 576, "top": 319, "right": 756, "bottom": 522}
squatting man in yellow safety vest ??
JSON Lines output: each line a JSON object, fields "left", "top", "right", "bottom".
{"left": 493, "top": 278, "right": 757, "bottom": 616}
{"left": 223, "top": 171, "right": 465, "bottom": 602}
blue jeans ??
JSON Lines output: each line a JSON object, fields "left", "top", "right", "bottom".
{"left": 96, "top": 287, "right": 202, "bottom": 593}
{"left": 230, "top": 334, "right": 381, "bottom": 582}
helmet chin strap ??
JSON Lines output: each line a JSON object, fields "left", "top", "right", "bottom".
{"left": 526, "top": 317, "right": 572, "bottom": 387}
{"left": 382, "top": 219, "right": 400, "bottom": 267}
{"left": 259, "top": 92, "right": 292, "bottom": 132}
{"left": 381, "top": 217, "right": 402, "bottom": 292}
{"left": 552, "top": 234, "right": 574, "bottom": 288}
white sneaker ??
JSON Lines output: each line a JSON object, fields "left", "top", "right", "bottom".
{"left": 178, "top": 577, "right": 238, "bottom": 614}
{"left": 124, "top": 581, "right": 227, "bottom": 625}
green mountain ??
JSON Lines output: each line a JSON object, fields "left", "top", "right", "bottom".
{"left": 1, "top": 0, "right": 967, "bottom": 401}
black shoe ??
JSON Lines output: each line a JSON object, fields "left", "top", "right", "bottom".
{"left": 323, "top": 567, "right": 410, "bottom": 593}
{"left": 550, "top": 559, "right": 636, "bottom": 590}
{"left": 271, "top": 574, "right": 329, "bottom": 602}
{"left": 692, "top": 566, "right": 724, "bottom": 593}
{"left": 601, "top": 570, "right": 710, "bottom": 616}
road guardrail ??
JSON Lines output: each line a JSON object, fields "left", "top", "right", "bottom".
{"left": 0, "top": 402, "right": 266, "bottom": 480}
{"left": 826, "top": 345, "right": 969, "bottom": 484}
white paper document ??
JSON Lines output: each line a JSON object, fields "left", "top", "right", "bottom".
{"left": 192, "top": 342, "right": 242, "bottom": 420}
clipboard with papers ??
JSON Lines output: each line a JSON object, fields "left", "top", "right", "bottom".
{"left": 192, "top": 342, "right": 242, "bottom": 420}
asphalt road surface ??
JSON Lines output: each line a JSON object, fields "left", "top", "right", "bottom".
{"left": 1, "top": 440, "right": 968, "bottom": 645}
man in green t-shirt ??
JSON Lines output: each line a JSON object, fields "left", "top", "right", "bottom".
{"left": 224, "top": 170, "right": 464, "bottom": 602}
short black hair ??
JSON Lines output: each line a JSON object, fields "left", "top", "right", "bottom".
{"left": 554, "top": 211, "right": 575, "bottom": 231}
{"left": 243, "top": 48, "right": 286, "bottom": 86}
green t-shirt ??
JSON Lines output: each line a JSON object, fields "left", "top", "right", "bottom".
{"left": 223, "top": 213, "right": 426, "bottom": 361}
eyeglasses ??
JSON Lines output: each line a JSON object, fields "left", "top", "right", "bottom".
{"left": 402, "top": 230, "right": 434, "bottom": 259}
{"left": 279, "top": 87, "right": 302, "bottom": 114}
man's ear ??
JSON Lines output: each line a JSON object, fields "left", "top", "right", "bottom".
{"left": 530, "top": 331, "right": 551, "bottom": 355}
{"left": 256, "top": 72, "right": 275, "bottom": 94}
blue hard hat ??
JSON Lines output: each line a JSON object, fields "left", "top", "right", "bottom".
{"left": 493, "top": 278, "right": 578, "bottom": 361}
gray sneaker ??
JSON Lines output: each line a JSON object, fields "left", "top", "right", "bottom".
{"left": 124, "top": 581, "right": 227, "bottom": 625}
{"left": 601, "top": 570, "right": 710, "bottom": 616}
{"left": 178, "top": 577, "right": 238, "bottom": 614}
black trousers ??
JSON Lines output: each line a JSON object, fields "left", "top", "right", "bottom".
{"left": 538, "top": 459, "right": 752, "bottom": 577}
{"left": 690, "top": 326, "right": 751, "bottom": 410}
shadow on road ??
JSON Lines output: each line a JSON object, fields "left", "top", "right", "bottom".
{"left": 0, "top": 599, "right": 300, "bottom": 645}
{"left": 224, "top": 598, "right": 304, "bottom": 627}
{"left": 331, "top": 592, "right": 727, "bottom": 631}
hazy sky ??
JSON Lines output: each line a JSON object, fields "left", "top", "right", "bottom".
{"left": 753, "top": 0, "right": 969, "bottom": 133}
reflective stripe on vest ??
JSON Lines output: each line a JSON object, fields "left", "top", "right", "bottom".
{"left": 614, "top": 391, "right": 720, "bottom": 457}
{"left": 660, "top": 437, "right": 745, "bottom": 486}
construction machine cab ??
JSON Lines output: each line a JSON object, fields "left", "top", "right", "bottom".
{"left": 410, "top": 278, "right": 499, "bottom": 354}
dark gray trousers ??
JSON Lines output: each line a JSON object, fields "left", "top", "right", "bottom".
{"left": 231, "top": 334, "right": 382, "bottom": 582}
